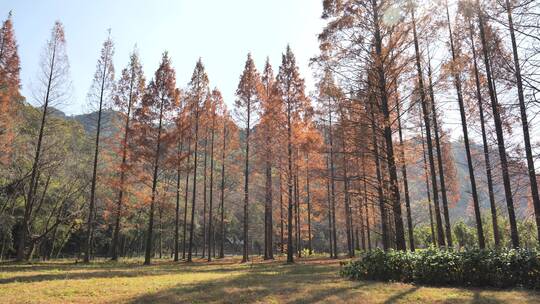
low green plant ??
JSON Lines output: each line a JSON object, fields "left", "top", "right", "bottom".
{"left": 340, "top": 248, "right": 540, "bottom": 289}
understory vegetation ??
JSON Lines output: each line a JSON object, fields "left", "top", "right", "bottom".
{"left": 341, "top": 248, "right": 540, "bottom": 289}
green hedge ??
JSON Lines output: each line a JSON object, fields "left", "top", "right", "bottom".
{"left": 340, "top": 248, "right": 540, "bottom": 289}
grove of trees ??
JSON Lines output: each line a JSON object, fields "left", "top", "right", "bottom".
{"left": 1, "top": 0, "right": 540, "bottom": 264}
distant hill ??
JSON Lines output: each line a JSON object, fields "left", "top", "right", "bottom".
{"left": 48, "top": 107, "right": 122, "bottom": 137}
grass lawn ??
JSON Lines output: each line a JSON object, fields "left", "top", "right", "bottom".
{"left": 0, "top": 256, "right": 539, "bottom": 303}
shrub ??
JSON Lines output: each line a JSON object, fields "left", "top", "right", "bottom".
{"left": 340, "top": 248, "right": 540, "bottom": 289}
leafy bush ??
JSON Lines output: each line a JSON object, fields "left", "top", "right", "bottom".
{"left": 340, "top": 248, "right": 540, "bottom": 289}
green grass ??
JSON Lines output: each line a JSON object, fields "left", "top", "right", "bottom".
{"left": 0, "top": 256, "right": 539, "bottom": 303}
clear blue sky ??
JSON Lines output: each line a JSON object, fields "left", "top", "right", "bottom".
{"left": 1, "top": 0, "right": 325, "bottom": 115}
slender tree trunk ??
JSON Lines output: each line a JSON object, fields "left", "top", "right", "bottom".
{"left": 207, "top": 108, "right": 216, "bottom": 262}
{"left": 174, "top": 138, "right": 184, "bottom": 262}
{"left": 372, "top": 0, "right": 406, "bottom": 250}
{"left": 325, "top": 154, "right": 334, "bottom": 256}
{"left": 475, "top": 0, "right": 519, "bottom": 248}
{"left": 144, "top": 97, "right": 165, "bottom": 265}
{"left": 426, "top": 55, "right": 454, "bottom": 248}
{"left": 85, "top": 49, "right": 110, "bottom": 263}
{"left": 242, "top": 99, "right": 251, "bottom": 263}
{"left": 202, "top": 126, "right": 208, "bottom": 258}
{"left": 111, "top": 73, "right": 135, "bottom": 261}
{"left": 287, "top": 96, "right": 294, "bottom": 263}
{"left": 305, "top": 152, "right": 312, "bottom": 255}
{"left": 18, "top": 41, "right": 58, "bottom": 262}
{"left": 504, "top": 0, "right": 540, "bottom": 243}
{"left": 467, "top": 19, "right": 500, "bottom": 247}
{"left": 361, "top": 156, "right": 372, "bottom": 251}
{"left": 445, "top": 3, "right": 484, "bottom": 248}
{"left": 280, "top": 170, "right": 285, "bottom": 254}
{"left": 343, "top": 153, "right": 353, "bottom": 257}
{"left": 368, "top": 99, "right": 389, "bottom": 251}
{"left": 188, "top": 106, "right": 201, "bottom": 262}
{"left": 219, "top": 120, "right": 227, "bottom": 259}
{"left": 328, "top": 108, "right": 338, "bottom": 258}
{"left": 264, "top": 138, "right": 273, "bottom": 259}
{"left": 410, "top": 8, "right": 445, "bottom": 247}
{"left": 338, "top": 106, "right": 353, "bottom": 256}
{"left": 420, "top": 122, "right": 436, "bottom": 245}
{"left": 396, "top": 99, "right": 414, "bottom": 251}
{"left": 182, "top": 134, "right": 192, "bottom": 260}
{"left": 294, "top": 160, "right": 301, "bottom": 257}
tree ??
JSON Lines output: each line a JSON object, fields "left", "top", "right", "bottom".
{"left": 502, "top": 0, "right": 540, "bottom": 244}
{"left": 442, "top": 0, "right": 484, "bottom": 248}
{"left": 137, "top": 52, "right": 178, "bottom": 265}
{"left": 187, "top": 59, "right": 210, "bottom": 262}
{"left": 259, "top": 57, "right": 280, "bottom": 259}
{"left": 409, "top": 4, "right": 446, "bottom": 248}
{"left": 234, "top": 53, "right": 261, "bottom": 263}
{"left": 218, "top": 108, "right": 229, "bottom": 259}
{"left": 207, "top": 88, "right": 222, "bottom": 262}
{"left": 110, "top": 49, "right": 145, "bottom": 261}
{"left": 462, "top": 7, "right": 500, "bottom": 246}
{"left": 474, "top": 0, "right": 520, "bottom": 248}
{"left": 17, "top": 21, "right": 70, "bottom": 261}
{"left": 84, "top": 31, "right": 115, "bottom": 263}
{"left": 0, "top": 11, "right": 20, "bottom": 166}
{"left": 276, "top": 46, "right": 308, "bottom": 263}
{"left": 173, "top": 92, "right": 188, "bottom": 262}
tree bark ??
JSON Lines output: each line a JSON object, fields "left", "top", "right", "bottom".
{"left": 503, "top": 0, "right": 540, "bottom": 243}
{"left": 144, "top": 96, "right": 165, "bottom": 265}
{"left": 475, "top": 0, "right": 519, "bottom": 248}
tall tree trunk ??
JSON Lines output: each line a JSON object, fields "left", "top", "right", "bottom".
{"left": 328, "top": 108, "right": 338, "bottom": 258}
{"left": 202, "top": 126, "right": 208, "bottom": 258}
{"left": 294, "top": 161, "right": 301, "bottom": 257}
{"left": 188, "top": 106, "right": 201, "bottom": 262}
{"left": 361, "top": 156, "right": 372, "bottom": 251}
{"left": 445, "top": 2, "right": 484, "bottom": 248}
{"left": 174, "top": 138, "right": 184, "bottom": 262}
{"left": 85, "top": 48, "right": 110, "bottom": 263}
{"left": 396, "top": 98, "right": 414, "bottom": 251}
{"left": 326, "top": 154, "right": 334, "bottom": 256}
{"left": 207, "top": 108, "right": 216, "bottom": 262}
{"left": 18, "top": 40, "right": 58, "bottom": 261}
{"left": 111, "top": 73, "right": 135, "bottom": 261}
{"left": 371, "top": 0, "right": 406, "bottom": 250}
{"left": 144, "top": 97, "right": 165, "bottom": 265}
{"left": 420, "top": 122, "right": 436, "bottom": 244}
{"left": 295, "top": 159, "right": 302, "bottom": 257}
{"left": 369, "top": 102, "right": 389, "bottom": 251}
{"left": 182, "top": 135, "right": 192, "bottom": 260}
{"left": 287, "top": 95, "right": 295, "bottom": 263}
{"left": 219, "top": 120, "right": 227, "bottom": 259}
{"left": 475, "top": 0, "right": 519, "bottom": 248}
{"left": 280, "top": 170, "right": 285, "bottom": 254}
{"left": 343, "top": 152, "right": 353, "bottom": 257}
{"left": 264, "top": 138, "right": 273, "bottom": 259}
{"left": 305, "top": 152, "right": 312, "bottom": 255}
{"left": 242, "top": 99, "right": 251, "bottom": 263}
{"left": 410, "top": 7, "right": 445, "bottom": 247}
{"left": 467, "top": 19, "right": 500, "bottom": 247}
{"left": 425, "top": 55, "right": 454, "bottom": 248}
{"left": 503, "top": 0, "right": 540, "bottom": 243}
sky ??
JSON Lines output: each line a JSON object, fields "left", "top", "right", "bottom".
{"left": 1, "top": 0, "right": 326, "bottom": 115}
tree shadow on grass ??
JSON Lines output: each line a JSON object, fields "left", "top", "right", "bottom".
{"left": 128, "top": 262, "right": 375, "bottom": 304}
{"left": 382, "top": 286, "right": 420, "bottom": 304}
{"left": 0, "top": 260, "right": 247, "bottom": 284}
